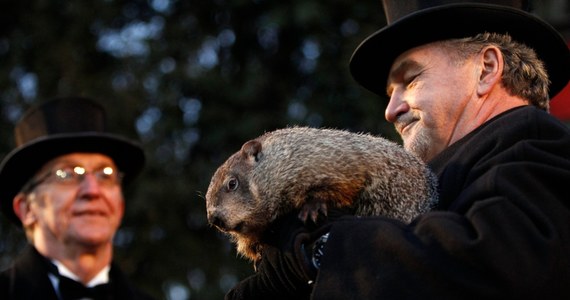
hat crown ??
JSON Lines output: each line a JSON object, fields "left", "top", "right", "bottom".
{"left": 382, "top": 0, "right": 528, "bottom": 23}
{"left": 15, "top": 97, "right": 107, "bottom": 147}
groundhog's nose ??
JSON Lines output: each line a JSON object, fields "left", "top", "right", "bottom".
{"left": 208, "top": 213, "right": 228, "bottom": 231}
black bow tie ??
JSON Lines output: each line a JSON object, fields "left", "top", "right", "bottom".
{"left": 58, "top": 275, "right": 112, "bottom": 300}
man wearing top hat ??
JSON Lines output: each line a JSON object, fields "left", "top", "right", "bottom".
{"left": 0, "top": 97, "right": 154, "bottom": 299}
{"left": 225, "top": 1, "right": 570, "bottom": 299}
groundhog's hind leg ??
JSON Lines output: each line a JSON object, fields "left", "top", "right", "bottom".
{"left": 297, "top": 180, "right": 359, "bottom": 223}
{"left": 298, "top": 197, "right": 328, "bottom": 224}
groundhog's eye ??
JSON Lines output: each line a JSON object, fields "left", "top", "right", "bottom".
{"left": 227, "top": 177, "right": 239, "bottom": 191}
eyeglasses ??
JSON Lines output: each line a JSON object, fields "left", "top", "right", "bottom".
{"left": 22, "top": 165, "right": 124, "bottom": 192}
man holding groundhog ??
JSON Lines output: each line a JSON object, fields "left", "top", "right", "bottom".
{"left": 225, "top": 0, "right": 570, "bottom": 299}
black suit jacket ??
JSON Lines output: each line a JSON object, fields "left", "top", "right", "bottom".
{"left": 0, "top": 245, "right": 155, "bottom": 300}
{"left": 310, "top": 106, "right": 570, "bottom": 299}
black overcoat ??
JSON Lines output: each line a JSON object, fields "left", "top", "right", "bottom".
{"left": 0, "top": 245, "right": 154, "bottom": 300}
{"left": 311, "top": 106, "right": 570, "bottom": 299}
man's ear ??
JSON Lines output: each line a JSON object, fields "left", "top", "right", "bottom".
{"left": 477, "top": 45, "right": 504, "bottom": 96}
{"left": 13, "top": 193, "right": 36, "bottom": 226}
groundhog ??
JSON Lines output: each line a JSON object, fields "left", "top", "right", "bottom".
{"left": 205, "top": 126, "right": 438, "bottom": 263}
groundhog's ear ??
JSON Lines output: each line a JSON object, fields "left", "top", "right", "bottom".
{"left": 241, "top": 140, "right": 262, "bottom": 162}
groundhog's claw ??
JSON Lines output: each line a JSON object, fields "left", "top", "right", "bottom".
{"left": 298, "top": 200, "right": 328, "bottom": 224}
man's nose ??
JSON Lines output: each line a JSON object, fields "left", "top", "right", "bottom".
{"left": 77, "top": 173, "right": 103, "bottom": 197}
{"left": 385, "top": 92, "right": 410, "bottom": 123}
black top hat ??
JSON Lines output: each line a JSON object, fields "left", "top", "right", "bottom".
{"left": 0, "top": 97, "right": 145, "bottom": 225}
{"left": 350, "top": 0, "right": 570, "bottom": 99}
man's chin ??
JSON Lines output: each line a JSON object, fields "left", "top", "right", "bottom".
{"left": 403, "top": 134, "right": 432, "bottom": 162}
{"left": 69, "top": 226, "right": 117, "bottom": 247}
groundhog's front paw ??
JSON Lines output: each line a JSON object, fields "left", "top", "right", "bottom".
{"left": 298, "top": 198, "right": 328, "bottom": 224}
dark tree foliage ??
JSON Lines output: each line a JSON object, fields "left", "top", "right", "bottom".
{"left": 0, "top": 0, "right": 566, "bottom": 299}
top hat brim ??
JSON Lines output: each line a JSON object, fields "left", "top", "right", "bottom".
{"left": 349, "top": 3, "right": 570, "bottom": 99}
{"left": 0, "top": 132, "right": 145, "bottom": 225}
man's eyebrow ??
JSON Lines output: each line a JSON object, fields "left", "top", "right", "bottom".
{"left": 47, "top": 158, "right": 117, "bottom": 169}
{"left": 389, "top": 59, "right": 422, "bottom": 82}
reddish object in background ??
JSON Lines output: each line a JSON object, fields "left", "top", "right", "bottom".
{"left": 550, "top": 41, "right": 570, "bottom": 121}
{"left": 551, "top": 82, "right": 570, "bottom": 121}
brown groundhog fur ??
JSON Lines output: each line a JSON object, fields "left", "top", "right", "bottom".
{"left": 205, "top": 126, "right": 438, "bottom": 263}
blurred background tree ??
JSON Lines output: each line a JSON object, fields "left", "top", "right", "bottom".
{"left": 0, "top": 0, "right": 568, "bottom": 299}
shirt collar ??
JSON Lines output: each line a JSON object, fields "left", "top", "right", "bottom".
{"left": 51, "top": 259, "right": 110, "bottom": 287}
